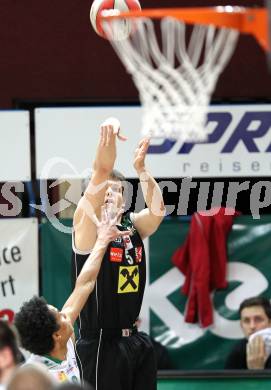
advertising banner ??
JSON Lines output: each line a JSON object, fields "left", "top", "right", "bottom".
{"left": 35, "top": 105, "right": 271, "bottom": 178}
{"left": 0, "top": 218, "right": 38, "bottom": 322}
{"left": 0, "top": 111, "right": 30, "bottom": 181}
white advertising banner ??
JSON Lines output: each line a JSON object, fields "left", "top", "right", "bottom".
{"left": 0, "top": 218, "right": 38, "bottom": 322}
{"left": 35, "top": 106, "right": 142, "bottom": 179}
{"left": 0, "top": 111, "right": 31, "bottom": 181}
{"left": 35, "top": 105, "right": 271, "bottom": 178}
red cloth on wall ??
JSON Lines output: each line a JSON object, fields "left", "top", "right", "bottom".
{"left": 172, "top": 207, "right": 240, "bottom": 328}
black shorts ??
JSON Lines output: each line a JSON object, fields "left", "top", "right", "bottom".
{"left": 76, "top": 331, "right": 157, "bottom": 390}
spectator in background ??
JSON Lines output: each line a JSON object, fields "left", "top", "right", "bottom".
{"left": 225, "top": 296, "right": 271, "bottom": 369}
{"left": 7, "top": 364, "right": 54, "bottom": 390}
{"left": 0, "top": 321, "right": 22, "bottom": 389}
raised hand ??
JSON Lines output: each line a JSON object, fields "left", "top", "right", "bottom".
{"left": 93, "top": 117, "right": 127, "bottom": 174}
{"left": 100, "top": 117, "right": 127, "bottom": 146}
{"left": 133, "top": 138, "right": 150, "bottom": 173}
{"left": 247, "top": 335, "right": 267, "bottom": 369}
{"left": 93, "top": 204, "right": 130, "bottom": 246}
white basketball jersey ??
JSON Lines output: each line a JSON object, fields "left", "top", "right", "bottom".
{"left": 26, "top": 338, "right": 80, "bottom": 384}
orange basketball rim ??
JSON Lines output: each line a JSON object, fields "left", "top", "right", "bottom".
{"left": 101, "top": 4, "right": 270, "bottom": 52}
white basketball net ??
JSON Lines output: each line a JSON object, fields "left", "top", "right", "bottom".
{"left": 103, "top": 17, "right": 239, "bottom": 141}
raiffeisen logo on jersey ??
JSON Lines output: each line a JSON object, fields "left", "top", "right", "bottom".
{"left": 146, "top": 105, "right": 271, "bottom": 177}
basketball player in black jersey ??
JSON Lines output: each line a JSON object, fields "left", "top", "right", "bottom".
{"left": 72, "top": 117, "right": 165, "bottom": 390}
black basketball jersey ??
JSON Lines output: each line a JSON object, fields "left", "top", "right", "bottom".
{"left": 72, "top": 213, "right": 146, "bottom": 332}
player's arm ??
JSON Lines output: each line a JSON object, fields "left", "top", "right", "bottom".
{"left": 63, "top": 205, "right": 130, "bottom": 325}
{"left": 132, "top": 138, "right": 165, "bottom": 240}
{"left": 73, "top": 118, "right": 127, "bottom": 252}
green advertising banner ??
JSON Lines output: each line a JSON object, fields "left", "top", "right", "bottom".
{"left": 157, "top": 375, "right": 271, "bottom": 390}
{"left": 40, "top": 216, "right": 271, "bottom": 370}
{"left": 40, "top": 218, "right": 73, "bottom": 310}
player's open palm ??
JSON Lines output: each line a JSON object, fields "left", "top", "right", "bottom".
{"left": 94, "top": 205, "right": 130, "bottom": 245}
{"left": 247, "top": 335, "right": 267, "bottom": 369}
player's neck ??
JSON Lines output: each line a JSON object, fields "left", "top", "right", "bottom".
{"left": 48, "top": 344, "right": 68, "bottom": 362}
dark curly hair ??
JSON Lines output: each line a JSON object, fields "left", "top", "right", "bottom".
{"left": 14, "top": 296, "right": 60, "bottom": 355}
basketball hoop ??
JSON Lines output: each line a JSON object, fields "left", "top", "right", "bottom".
{"left": 100, "top": 5, "right": 270, "bottom": 141}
